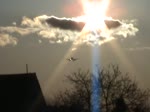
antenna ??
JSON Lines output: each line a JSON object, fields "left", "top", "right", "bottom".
{"left": 26, "top": 64, "right": 28, "bottom": 73}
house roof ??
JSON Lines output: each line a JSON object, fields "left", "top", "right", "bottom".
{"left": 0, "top": 73, "right": 47, "bottom": 112}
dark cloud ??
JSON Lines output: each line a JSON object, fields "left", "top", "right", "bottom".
{"left": 46, "top": 16, "right": 85, "bottom": 31}
{"left": 46, "top": 16, "right": 122, "bottom": 31}
{"left": 104, "top": 20, "right": 121, "bottom": 29}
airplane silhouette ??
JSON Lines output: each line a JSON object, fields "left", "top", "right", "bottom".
{"left": 67, "top": 57, "right": 78, "bottom": 61}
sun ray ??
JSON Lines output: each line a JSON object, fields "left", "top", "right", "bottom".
{"left": 109, "top": 40, "right": 139, "bottom": 79}
{"left": 42, "top": 33, "right": 83, "bottom": 98}
{"left": 79, "top": 1, "right": 111, "bottom": 112}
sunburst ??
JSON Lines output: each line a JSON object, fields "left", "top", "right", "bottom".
{"left": 81, "top": 0, "right": 110, "bottom": 32}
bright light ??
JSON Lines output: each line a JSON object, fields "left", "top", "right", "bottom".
{"left": 81, "top": 0, "right": 110, "bottom": 32}
{"left": 79, "top": 1, "right": 111, "bottom": 112}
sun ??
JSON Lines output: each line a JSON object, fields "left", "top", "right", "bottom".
{"left": 81, "top": 0, "right": 110, "bottom": 32}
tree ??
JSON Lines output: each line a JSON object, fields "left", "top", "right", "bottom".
{"left": 49, "top": 65, "right": 150, "bottom": 112}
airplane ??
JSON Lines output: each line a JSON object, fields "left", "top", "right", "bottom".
{"left": 67, "top": 57, "right": 78, "bottom": 61}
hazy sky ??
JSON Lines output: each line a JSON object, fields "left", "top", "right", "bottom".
{"left": 0, "top": 0, "right": 150, "bottom": 99}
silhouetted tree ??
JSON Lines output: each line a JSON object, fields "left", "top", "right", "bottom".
{"left": 49, "top": 65, "right": 150, "bottom": 112}
{"left": 112, "top": 96, "right": 128, "bottom": 112}
{"left": 100, "top": 65, "right": 150, "bottom": 112}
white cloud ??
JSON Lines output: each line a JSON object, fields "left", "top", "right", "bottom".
{"left": 0, "top": 15, "right": 139, "bottom": 47}
{"left": 56, "top": 40, "right": 63, "bottom": 44}
{"left": 12, "top": 22, "right": 16, "bottom": 26}
{"left": 38, "top": 40, "right": 42, "bottom": 44}
{"left": 0, "top": 26, "right": 37, "bottom": 35}
{"left": 21, "top": 15, "right": 49, "bottom": 28}
{"left": 114, "top": 20, "right": 139, "bottom": 38}
{"left": 0, "top": 33, "right": 18, "bottom": 46}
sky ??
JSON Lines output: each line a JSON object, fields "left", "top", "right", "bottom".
{"left": 0, "top": 0, "right": 150, "bottom": 100}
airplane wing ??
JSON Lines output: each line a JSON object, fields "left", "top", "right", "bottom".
{"left": 66, "top": 57, "right": 79, "bottom": 61}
